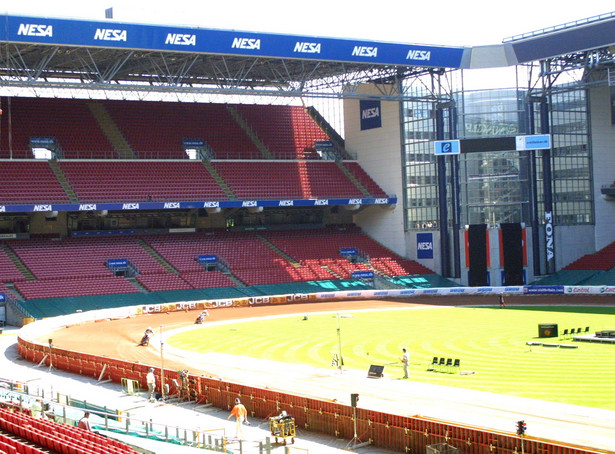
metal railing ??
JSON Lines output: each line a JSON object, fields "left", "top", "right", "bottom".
{"left": 0, "top": 376, "right": 273, "bottom": 453}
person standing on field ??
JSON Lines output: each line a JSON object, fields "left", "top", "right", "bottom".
{"left": 400, "top": 348, "right": 409, "bottom": 379}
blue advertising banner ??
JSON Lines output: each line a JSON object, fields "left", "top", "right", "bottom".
{"left": 107, "top": 259, "right": 128, "bottom": 267}
{"left": 416, "top": 232, "right": 434, "bottom": 259}
{"left": 352, "top": 271, "right": 375, "bottom": 279}
{"left": 183, "top": 139, "right": 205, "bottom": 147}
{"left": 0, "top": 15, "right": 466, "bottom": 68}
{"left": 360, "top": 100, "right": 382, "bottom": 131}
{"left": 524, "top": 285, "right": 564, "bottom": 294}
{"left": 0, "top": 196, "right": 397, "bottom": 214}
{"left": 197, "top": 255, "right": 218, "bottom": 263}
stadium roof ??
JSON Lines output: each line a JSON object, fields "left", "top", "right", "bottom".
{"left": 1, "top": 12, "right": 615, "bottom": 99}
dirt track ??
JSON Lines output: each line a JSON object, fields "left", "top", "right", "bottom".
{"left": 42, "top": 294, "right": 615, "bottom": 374}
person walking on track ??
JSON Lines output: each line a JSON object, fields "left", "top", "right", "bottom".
{"left": 228, "top": 398, "right": 249, "bottom": 438}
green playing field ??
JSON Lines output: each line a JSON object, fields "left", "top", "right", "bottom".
{"left": 168, "top": 305, "right": 615, "bottom": 410}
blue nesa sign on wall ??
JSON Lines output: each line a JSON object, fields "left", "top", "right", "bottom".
{"left": 417, "top": 233, "right": 434, "bottom": 259}
{"left": 360, "top": 100, "right": 382, "bottom": 130}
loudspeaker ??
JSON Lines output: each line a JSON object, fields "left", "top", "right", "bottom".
{"left": 367, "top": 364, "right": 384, "bottom": 379}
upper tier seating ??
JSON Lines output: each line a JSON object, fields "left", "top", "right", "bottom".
{"left": 563, "top": 240, "right": 615, "bottom": 271}
{"left": 0, "top": 97, "right": 113, "bottom": 158}
{"left": 101, "top": 101, "right": 260, "bottom": 159}
{"left": 59, "top": 161, "right": 229, "bottom": 202}
{"left": 234, "top": 105, "right": 329, "bottom": 159}
{"left": 0, "top": 161, "right": 69, "bottom": 203}
{"left": 343, "top": 162, "right": 388, "bottom": 197}
{"left": 212, "top": 161, "right": 369, "bottom": 199}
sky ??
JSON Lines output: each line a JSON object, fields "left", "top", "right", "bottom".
{"left": 3, "top": 0, "right": 615, "bottom": 47}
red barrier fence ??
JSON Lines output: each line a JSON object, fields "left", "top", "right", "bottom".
{"left": 16, "top": 338, "right": 610, "bottom": 454}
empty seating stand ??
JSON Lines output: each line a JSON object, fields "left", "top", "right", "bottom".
{"left": 0, "top": 406, "right": 137, "bottom": 454}
{"left": 563, "top": 240, "right": 615, "bottom": 271}
{"left": 212, "top": 161, "right": 372, "bottom": 200}
{"left": 60, "top": 161, "right": 229, "bottom": 203}
{"left": 0, "top": 161, "right": 70, "bottom": 204}
{"left": 234, "top": 104, "right": 329, "bottom": 159}
{"left": 0, "top": 97, "right": 113, "bottom": 159}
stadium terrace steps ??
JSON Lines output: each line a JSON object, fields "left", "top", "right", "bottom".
{"left": 233, "top": 104, "right": 329, "bottom": 159}
{"left": 335, "top": 161, "right": 371, "bottom": 197}
{"left": 0, "top": 97, "right": 115, "bottom": 159}
{"left": 563, "top": 240, "right": 615, "bottom": 271}
{"left": 136, "top": 238, "right": 178, "bottom": 275}
{"left": 225, "top": 104, "right": 273, "bottom": 159}
{"left": 0, "top": 244, "right": 34, "bottom": 282}
{"left": 257, "top": 234, "right": 300, "bottom": 265}
{"left": 59, "top": 161, "right": 229, "bottom": 203}
{"left": 47, "top": 159, "right": 79, "bottom": 203}
{"left": 101, "top": 100, "right": 260, "bottom": 159}
{"left": 200, "top": 160, "right": 237, "bottom": 200}
{"left": 306, "top": 105, "right": 347, "bottom": 157}
{"left": 0, "top": 161, "right": 71, "bottom": 204}
{"left": 87, "top": 102, "right": 137, "bottom": 159}
{"left": 343, "top": 162, "right": 388, "bottom": 197}
{"left": 3, "top": 227, "right": 433, "bottom": 304}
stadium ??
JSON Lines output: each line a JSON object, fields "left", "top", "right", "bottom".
{"left": 1, "top": 6, "right": 615, "bottom": 454}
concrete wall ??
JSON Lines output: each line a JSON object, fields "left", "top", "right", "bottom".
{"left": 589, "top": 85, "right": 615, "bottom": 251}
{"left": 344, "top": 84, "right": 406, "bottom": 258}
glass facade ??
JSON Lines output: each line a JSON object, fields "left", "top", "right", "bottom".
{"left": 401, "top": 82, "right": 592, "bottom": 231}
{"left": 402, "top": 97, "right": 439, "bottom": 230}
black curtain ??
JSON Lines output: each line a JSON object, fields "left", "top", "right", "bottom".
{"left": 501, "top": 223, "right": 524, "bottom": 285}
{"left": 468, "top": 224, "right": 488, "bottom": 286}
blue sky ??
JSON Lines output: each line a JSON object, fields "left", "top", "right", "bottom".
{"left": 3, "top": 0, "right": 615, "bottom": 47}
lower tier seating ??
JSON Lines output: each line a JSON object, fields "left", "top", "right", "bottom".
{"left": 2, "top": 226, "right": 432, "bottom": 300}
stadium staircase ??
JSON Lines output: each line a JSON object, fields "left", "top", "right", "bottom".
{"left": 87, "top": 102, "right": 138, "bottom": 159}
{"left": 126, "top": 276, "right": 148, "bottom": 293}
{"left": 220, "top": 271, "right": 247, "bottom": 287}
{"left": 335, "top": 161, "right": 371, "bottom": 197}
{"left": 47, "top": 160, "right": 79, "bottom": 203}
{"left": 200, "top": 160, "right": 237, "bottom": 200}
{"left": 305, "top": 106, "right": 349, "bottom": 158}
{"left": 0, "top": 244, "right": 35, "bottom": 281}
{"left": 136, "top": 238, "right": 178, "bottom": 275}
{"left": 256, "top": 235, "right": 300, "bottom": 265}
{"left": 225, "top": 105, "right": 273, "bottom": 159}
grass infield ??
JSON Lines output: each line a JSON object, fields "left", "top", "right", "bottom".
{"left": 168, "top": 305, "right": 615, "bottom": 410}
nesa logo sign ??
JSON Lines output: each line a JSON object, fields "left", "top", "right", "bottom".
{"left": 294, "top": 42, "right": 321, "bottom": 54}
{"left": 18, "top": 24, "right": 53, "bottom": 37}
{"left": 406, "top": 49, "right": 431, "bottom": 61}
{"left": 232, "top": 38, "right": 261, "bottom": 50}
{"left": 94, "top": 29, "right": 127, "bottom": 42}
{"left": 362, "top": 107, "right": 379, "bottom": 119}
{"left": 359, "top": 100, "right": 381, "bottom": 131}
{"left": 165, "top": 33, "right": 196, "bottom": 46}
{"left": 416, "top": 233, "right": 434, "bottom": 259}
{"left": 352, "top": 46, "right": 377, "bottom": 57}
